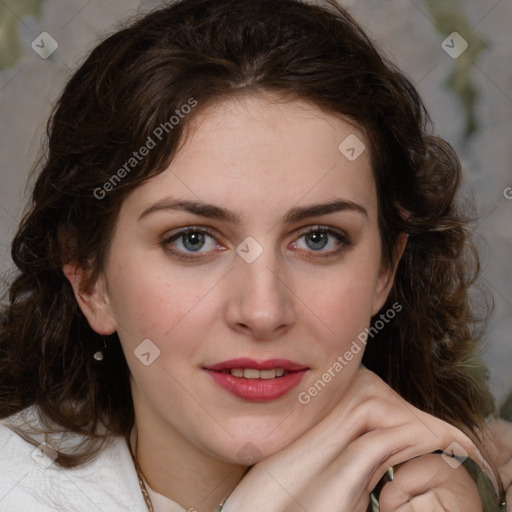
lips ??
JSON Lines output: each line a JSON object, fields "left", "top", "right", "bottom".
{"left": 205, "top": 358, "right": 307, "bottom": 372}
{"left": 203, "top": 358, "right": 309, "bottom": 401}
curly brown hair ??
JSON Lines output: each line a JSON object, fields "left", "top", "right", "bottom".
{"left": 0, "top": 0, "right": 494, "bottom": 472}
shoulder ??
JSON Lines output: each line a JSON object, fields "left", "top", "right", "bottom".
{"left": 0, "top": 407, "right": 147, "bottom": 512}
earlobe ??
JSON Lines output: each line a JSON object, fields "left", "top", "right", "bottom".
{"left": 372, "top": 232, "right": 408, "bottom": 315}
{"left": 63, "top": 262, "right": 117, "bottom": 335}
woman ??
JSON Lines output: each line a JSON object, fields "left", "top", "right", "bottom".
{"left": 0, "top": 0, "right": 507, "bottom": 510}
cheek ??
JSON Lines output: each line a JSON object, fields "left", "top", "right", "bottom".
{"left": 297, "top": 253, "right": 381, "bottom": 349}
{"left": 106, "top": 251, "right": 220, "bottom": 350}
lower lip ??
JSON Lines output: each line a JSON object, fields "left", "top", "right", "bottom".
{"left": 205, "top": 370, "right": 308, "bottom": 401}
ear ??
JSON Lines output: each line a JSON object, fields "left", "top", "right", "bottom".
{"left": 371, "top": 232, "right": 408, "bottom": 316}
{"left": 63, "top": 262, "right": 117, "bottom": 335}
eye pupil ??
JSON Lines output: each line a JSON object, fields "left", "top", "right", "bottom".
{"left": 183, "top": 232, "right": 205, "bottom": 251}
{"left": 306, "top": 231, "right": 328, "bottom": 250}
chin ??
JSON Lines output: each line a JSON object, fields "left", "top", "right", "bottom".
{"left": 201, "top": 423, "right": 304, "bottom": 466}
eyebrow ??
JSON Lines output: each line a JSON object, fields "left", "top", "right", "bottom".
{"left": 138, "top": 197, "right": 368, "bottom": 223}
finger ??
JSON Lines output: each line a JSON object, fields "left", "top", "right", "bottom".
{"left": 395, "top": 492, "right": 446, "bottom": 512}
{"left": 244, "top": 368, "right": 493, "bottom": 501}
{"left": 285, "top": 425, "right": 478, "bottom": 511}
{"left": 291, "top": 367, "right": 467, "bottom": 463}
{"left": 225, "top": 424, "right": 441, "bottom": 512}
{"left": 346, "top": 373, "right": 498, "bottom": 493}
{"left": 378, "top": 454, "right": 482, "bottom": 512}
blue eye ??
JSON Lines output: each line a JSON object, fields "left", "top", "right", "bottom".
{"left": 162, "top": 227, "right": 221, "bottom": 259}
{"left": 161, "top": 225, "right": 352, "bottom": 262}
{"left": 292, "top": 227, "right": 352, "bottom": 256}
{"left": 177, "top": 231, "right": 208, "bottom": 252}
{"left": 303, "top": 231, "right": 330, "bottom": 250}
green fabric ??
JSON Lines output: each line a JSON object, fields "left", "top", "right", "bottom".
{"left": 462, "top": 456, "right": 506, "bottom": 511}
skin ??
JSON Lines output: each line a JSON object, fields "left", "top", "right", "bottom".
{"left": 64, "top": 93, "right": 489, "bottom": 511}
{"left": 222, "top": 367, "right": 486, "bottom": 512}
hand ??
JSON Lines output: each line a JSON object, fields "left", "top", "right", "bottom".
{"left": 223, "top": 366, "right": 497, "bottom": 512}
{"left": 378, "top": 453, "right": 483, "bottom": 511}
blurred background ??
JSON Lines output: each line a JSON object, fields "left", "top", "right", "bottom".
{"left": 0, "top": 0, "right": 511, "bottom": 405}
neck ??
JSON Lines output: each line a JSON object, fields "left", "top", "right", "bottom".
{"left": 133, "top": 404, "right": 246, "bottom": 512}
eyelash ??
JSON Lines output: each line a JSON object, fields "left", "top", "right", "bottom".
{"left": 161, "top": 225, "right": 353, "bottom": 262}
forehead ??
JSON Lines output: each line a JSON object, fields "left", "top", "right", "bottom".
{"left": 121, "top": 93, "right": 376, "bottom": 222}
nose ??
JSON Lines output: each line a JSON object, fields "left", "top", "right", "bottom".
{"left": 224, "top": 246, "right": 295, "bottom": 341}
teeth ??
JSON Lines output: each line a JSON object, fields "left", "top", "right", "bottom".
{"left": 244, "top": 368, "right": 260, "bottom": 379}
{"left": 259, "top": 369, "right": 276, "bottom": 380}
{"left": 227, "top": 368, "right": 286, "bottom": 379}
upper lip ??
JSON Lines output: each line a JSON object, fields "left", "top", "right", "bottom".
{"left": 204, "top": 358, "right": 308, "bottom": 372}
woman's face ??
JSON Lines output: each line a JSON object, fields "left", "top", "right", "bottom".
{"left": 77, "top": 93, "right": 397, "bottom": 464}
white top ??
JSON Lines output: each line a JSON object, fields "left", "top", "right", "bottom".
{"left": 0, "top": 407, "right": 187, "bottom": 512}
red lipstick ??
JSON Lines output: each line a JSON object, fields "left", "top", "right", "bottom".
{"left": 203, "top": 358, "right": 308, "bottom": 402}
